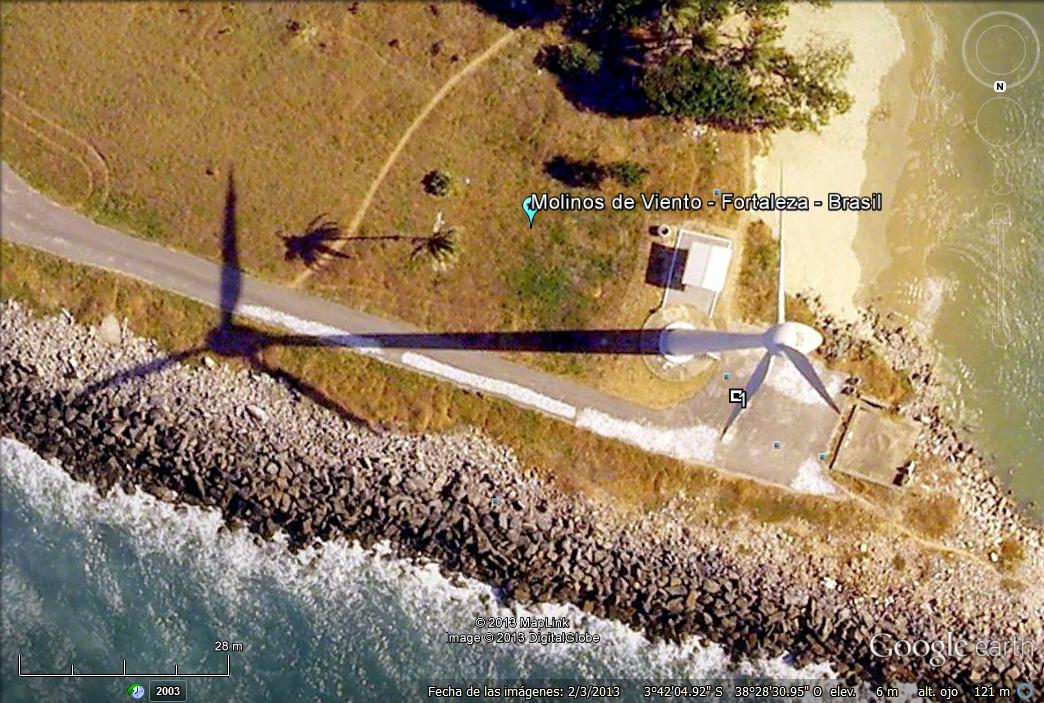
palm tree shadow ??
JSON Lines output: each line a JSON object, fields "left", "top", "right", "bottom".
{"left": 280, "top": 215, "right": 422, "bottom": 269}
{"left": 280, "top": 215, "right": 351, "bottom": 268}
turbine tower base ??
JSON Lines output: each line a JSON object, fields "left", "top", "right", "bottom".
{"left": 643, "top": 305, "right": 717, "bottom": 382}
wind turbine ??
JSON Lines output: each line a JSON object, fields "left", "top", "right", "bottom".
{"left": 658, "top": 172, "right": 840, "bottom": 436}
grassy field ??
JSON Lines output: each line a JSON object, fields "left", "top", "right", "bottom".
{"left": 735, "top": 220, "right": 781, "bottom": 323}
{"left": 3, "top": 239, "right": 871, "bottom": 532}
{"left": 0, "top": 2, "right": 746, "bottom": 405}
{"left": 1, "top": 2, "right": 498, "bottom": 271}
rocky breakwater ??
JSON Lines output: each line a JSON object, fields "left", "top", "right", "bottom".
{"left": 1, "top": 301, "right": 1041, "bottom": 693}
{"left": 800, "top": 293, "right": 1044, "bottom": 568}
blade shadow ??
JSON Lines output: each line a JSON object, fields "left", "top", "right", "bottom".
{"left": 77, "top": 347, "right": 206, "bottom": 398}
{"left": 780, "top": 344, "right": 840, "bottom": 414}
{"left": 220, "top": 170, "right": 240, "bottom": 332}
{"left": 246, "top": 355, "right": 369, "bottom": 427}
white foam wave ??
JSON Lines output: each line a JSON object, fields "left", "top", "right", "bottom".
{"left": 916, "top": 277, "right": 954, "bottom": 335}
{"left": 1, "top": 437, "right": 837, "bottom": 682}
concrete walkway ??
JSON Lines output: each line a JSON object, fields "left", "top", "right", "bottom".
{"left": 1, "top": 163, "right": 844, "bottom": 490}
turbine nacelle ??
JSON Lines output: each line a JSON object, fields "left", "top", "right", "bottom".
{"left": 766, "top": 321, "right": 823, "bottom": 356}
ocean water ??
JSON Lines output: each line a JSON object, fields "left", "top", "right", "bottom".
{"left": 0, "top": 439, "right": 843, "bottom": 703}
{"left": 865, "top": 2, "right": 1044, "bottom": 513}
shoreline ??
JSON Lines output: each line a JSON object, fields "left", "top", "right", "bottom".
{"left": 2, "top": 300, "right": 1041, "bottom": 693}
{"left": 752, "top": 1, "right": 909, "bottom": 319}
{"left": 851, "top": 3, "right": 924, "bottom": 306}
{"left": 1, "top": 436, "right": 837, "bottom": 686}
{"left": 846, "top": 2, "right": 1044, "bottom": 518}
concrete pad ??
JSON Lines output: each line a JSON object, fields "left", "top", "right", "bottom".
{"left": 663, "top": 348, "right": 846, "bottom": 490}
{"left": 832, "top": 406, "right": 920, "bottom": 487}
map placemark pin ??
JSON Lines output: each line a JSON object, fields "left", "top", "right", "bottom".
{"left": 522, "top": 196, "right": 538, "bottom": 228}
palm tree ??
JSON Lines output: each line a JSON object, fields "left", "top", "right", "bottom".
{"left": 412, "top": 226, "right": 460, "bottom": 272}
{"left": 644, "top": 0, "right": 734, "bottom": 62}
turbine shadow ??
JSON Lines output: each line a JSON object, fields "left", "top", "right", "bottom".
{"left": 80, "top": 171, "right": 369, "bottom": 427}
{"left": 81, "top": 173, "right": 770, "bottom": 430}
{"left": 276, "top": 329, "right": 666, "bottom": 355}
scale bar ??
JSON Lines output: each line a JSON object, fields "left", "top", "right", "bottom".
{"left": 17, "top": 654, "right": 231, "bottom": 678}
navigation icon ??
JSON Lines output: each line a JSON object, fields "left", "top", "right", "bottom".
{"left": 1016, "top": 682, "right": 1035, "bottom": 701}
{"left": 522, "top": 196, "right": 538, "bottom": 228}
{"left": 728, "top": 388, "right": 747, "bottom": 409}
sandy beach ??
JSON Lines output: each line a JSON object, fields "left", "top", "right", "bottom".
{"left": 753, "top": 2, "right": 907, "bottom": 318}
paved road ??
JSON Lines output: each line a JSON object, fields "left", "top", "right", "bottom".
{"left": 1, "top": 162, "right": 844, "bottom": 490}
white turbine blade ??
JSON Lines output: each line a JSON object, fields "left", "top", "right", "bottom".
{"left": 777, "top": 166, "right": 786, "bottom": 325}
{"left": 722, "top": 351, "right": 774, "bottom": 436}
{"left": 661, "top": 329, "right": 766, "bottom": 357}
{"left": 780, "top": 345, "right": 840, "bottom": 414}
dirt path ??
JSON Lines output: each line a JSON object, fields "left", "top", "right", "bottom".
{"left": 1, "top": 90, "right": 111, "bottom": 209}
{"left": 291, "top": 29, "right": 520, "bottom": 289}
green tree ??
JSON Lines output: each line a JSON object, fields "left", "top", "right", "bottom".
{"left": 642, "top": 57, "right": 769, "bottom": 126}
{"left": 546, "top": 40, "right": 603, "bottom": 77}
{"left": 422, "top": 169, "right": 454, "bottom": 197}
{"left": 544, "top": 155, "right": 608, "bottom": 189}
{"left": 608, "top": 160, "right": 649, "bottom": 187}
{"left": 549, "top": 0, "right": 852, "bottom": 132}
{"left": 768, "top": 43, "right": 854, "bottom": 131}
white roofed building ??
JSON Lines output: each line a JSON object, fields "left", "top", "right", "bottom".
{"left": 669, "top": 228, "right": 733, "bottom": 316}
